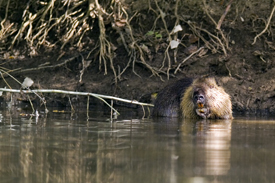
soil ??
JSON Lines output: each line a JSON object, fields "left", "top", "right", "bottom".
{"left": 1, "top": 38, "right": 275, "bottom": 117}
{"left": 1, "top": 1, "right": 275, "bottom": 117}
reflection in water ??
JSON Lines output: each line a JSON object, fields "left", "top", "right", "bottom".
{"left": 0, "top": 109, "right": 233, "bottom": 183}
{"left": 205, "top": 120, "right": 231, "bottom": 176}
{"left": 181, "top": 119, "right": 232, "bottom": 177}
{"left": 199, "top": 120, "right": 231, "bottom": 176}
{"left": 2, "top": 108, "right": 275, "bottom": 183}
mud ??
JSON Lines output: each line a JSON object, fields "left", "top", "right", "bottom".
{"left": 1, "top": 41, "right": 275, "bottom": 117}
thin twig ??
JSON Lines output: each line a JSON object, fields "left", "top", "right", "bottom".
{"left": 12, "top": 57, "right": 76, "bottom": 74}
{"left": 201, "top": 0, "right": 229, "bottom": 54}
{"left": 87, "top": 95, "right": 89, "bottom": 120}
{"left": 202, "top": 0, "right": 218, "bottom": 27}
{"left": 154, "top": 0, "right": 172, "bottom": 79}
{"left": 252, "top": 3, "right": 275, "bottom": 45}
{"left": 0, "top": 0, "right": 11, "bottom": 37}
{"left": 0, "top": 69, "right": 22, "bottom": 85}
{"left": 174, "top": 47, "right": 205, "bottom": 74}
{"left": 141, "top": 105, "right": 145, "bottom": 119}
{"left": 0, "top": 71, "right": 12, "bottom": 89}
{"left": 216, "top": 0, "right": 233, "bottom": 30}
{"left": 68, "top": 96, "right": 75, "bottom": 113}
{"left": 27, "top": 95, "right": 35, "bottom": 114}
{"left": 110, "top": 99, "right": 113, "bottom": 122}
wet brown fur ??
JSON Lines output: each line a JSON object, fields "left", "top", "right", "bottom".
{"left": 152, "top": 78, "right": 193, "bottom": 117}
{"left": 181, "top": 77, "right": 233, "bottom": 119}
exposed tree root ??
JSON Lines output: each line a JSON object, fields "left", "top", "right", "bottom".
{"left": 252, "top": 2, "right": 275, "bottom": 45}
{"left": 174, "top": 46, "right": 205, "bottom": 74}
{"left": 201, "top": 0, "right": 229, "bottom": 56}
{"left": 0, "top": 0, "right": 267, "bottom": 83}
{"left": 13, "top": 56, "right": 77, "bottom": 74}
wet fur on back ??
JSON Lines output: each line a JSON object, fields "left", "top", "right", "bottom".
{"left": 152, "top": 78, "right": 193, "bottom": 117}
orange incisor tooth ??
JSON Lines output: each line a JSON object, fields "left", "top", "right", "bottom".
{"left": 198, "top": 103, "right": 204, "bottom": 108}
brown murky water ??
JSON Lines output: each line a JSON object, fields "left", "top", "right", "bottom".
{"left": 0, "top": 107, "right": 275, "bottom": 183}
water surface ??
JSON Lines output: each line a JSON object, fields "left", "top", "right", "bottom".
{"left": 0, "top": 108, "right": 275, "bottom": 183}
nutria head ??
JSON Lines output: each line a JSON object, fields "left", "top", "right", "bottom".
{"left": 181, "top": 77, "right": 233, "bottom": 119}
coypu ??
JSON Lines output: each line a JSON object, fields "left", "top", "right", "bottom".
{"left": 152, "top": 77, "right": 233, "bottom": 119}
{"left": 181, "top": 77, "right": 233, "bottom": 119}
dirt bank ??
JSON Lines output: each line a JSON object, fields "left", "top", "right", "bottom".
{"left": 1, "top": 39, "right": 275, "bottom": 117}
{"left": 1, "top": 1, "right": 275, "bottom": 116}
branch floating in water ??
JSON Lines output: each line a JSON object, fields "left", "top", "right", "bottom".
{"left": 0, "top": 88, "right": 154, "bottom": 115}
